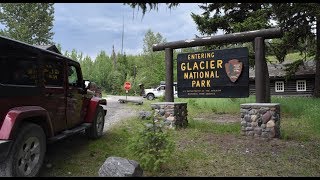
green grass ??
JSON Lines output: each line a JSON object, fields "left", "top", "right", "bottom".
{"left": 188, "top": 118, "right": 241, "bottom": 135}
{"left": 40, "top": 96, "right": 320, "bottom": 177}
{"left": 40, "top": 119, "right": 145, "bottom": 177}
{"left": 178, "top": 97, "right": 256, "bottom": 115}
{"left": 266, "top": 52, "right": 313, "bottom": 63}
{"left": 269, "top": 96, "right": 320, "bottom": 141}
{"left": 131, "top": 96, "right": 320, "bottom": 140}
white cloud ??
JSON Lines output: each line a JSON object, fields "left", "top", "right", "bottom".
{"left": 53, "top": 3, "right": 208, "bottom": 59}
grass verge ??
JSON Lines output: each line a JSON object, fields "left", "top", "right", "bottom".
{"left": 40, "top": 96, "right": 320, "bottom": 177}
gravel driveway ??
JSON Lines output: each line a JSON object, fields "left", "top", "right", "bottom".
{"left": 103, "top": 95, "right": 144, "bottom": 132}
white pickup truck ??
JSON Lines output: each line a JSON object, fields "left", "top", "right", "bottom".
{"left": 143, "top": 82, "right": 178, "bottom": 100}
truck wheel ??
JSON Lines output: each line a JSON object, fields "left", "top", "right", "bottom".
{"left": 86, "top": 106, "right": 105, "bottom": 139}
{"left": 146, "top": 93, "right": 155, "bottom": 100}
{"left": 0, "top": 123, "right": 46, "bottom": 177}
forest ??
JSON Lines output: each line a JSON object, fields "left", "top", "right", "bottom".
{"left": 0, "top": 3, "right": 319, "bottom": 96}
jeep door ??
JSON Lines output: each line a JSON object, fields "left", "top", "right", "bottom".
{"left": 41, "top": 56, "right": 67, "bottom": 133}
{"left": 66, "top": 62, "right": 85, "bottom": 128}
{"left": 0, "top": 56, "right": 42, "bottom": 123}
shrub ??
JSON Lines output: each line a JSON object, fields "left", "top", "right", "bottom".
{"left": 128, "top": 114, "right": 175, "bottom": 172}
{"left": 158, "top": 95, "right": 165, "bottom": 102}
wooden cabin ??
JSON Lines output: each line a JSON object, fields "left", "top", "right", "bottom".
{"left": 249, "top": 60, "right": 316, "bottom": 96}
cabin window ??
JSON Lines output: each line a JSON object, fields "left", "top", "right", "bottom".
{"left": 296, "top": 80, "right": 306, "bottom": 92}
{"left": 275, "top": 81, "right": 284, "bottom": 92}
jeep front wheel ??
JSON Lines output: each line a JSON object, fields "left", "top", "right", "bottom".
{"left": 146, "top": 93, "right": 155, "bottom": 100}
{"left": 86, "top": 106, "right": 105, "bottom": 139}
{"left": 0, "top": 123, "right": 46, "bottom": 177}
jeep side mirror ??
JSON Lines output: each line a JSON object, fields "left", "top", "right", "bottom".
{"left": 84, "top": 80, "right": 90, "bottom": 89}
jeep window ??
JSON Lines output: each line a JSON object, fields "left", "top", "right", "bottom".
{"left": 68, "top": 65, "right": 81, "bottom": 87}
{"left": 0, "top": 57, "right": 38, "bottom": 86}
{"left": 160, "top": 86, "right": 165, "bottom": 91}
{"left": 43, "top": 59, "right": 64, "bottom": 87}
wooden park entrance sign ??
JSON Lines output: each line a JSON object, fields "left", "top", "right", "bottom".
{"left": 177, "top": 47, "right": 249, "bottom": 98}
{"left": 152, "top": 28, "right": 283, "bottom": 102}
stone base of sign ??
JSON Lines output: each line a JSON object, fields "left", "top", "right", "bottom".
{"left": 240, "top": 103, "right": 280, "bottom": 139}
{"left": 151, "top": 102, "right": 188, "bottom": 129}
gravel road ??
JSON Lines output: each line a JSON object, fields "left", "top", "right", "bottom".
{"left": 103, "top": 95, "right": 144, "bottom": 132}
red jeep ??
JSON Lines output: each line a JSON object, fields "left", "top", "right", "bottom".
{"left": 0, "top": 36, "right": 107, "bottom": 177}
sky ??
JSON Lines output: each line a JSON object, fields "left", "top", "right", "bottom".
{"left": 52, "top": 3, "right": 213, "bottom": 60}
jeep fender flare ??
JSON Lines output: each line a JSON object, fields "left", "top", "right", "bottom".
{"left": 84, "top": 97, "right": 107, "bottom": 123}
{"left": 0, "top": 106, "right": 54, "bottom": 140}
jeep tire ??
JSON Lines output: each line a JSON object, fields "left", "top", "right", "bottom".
{"left": 86, "top": 106, "right": 105, "bottom": 139}
{"left": 146, "top": 93, "right": 155, "bottom": 100}
{"left": 0, "top": 123, "right": 46, "bottom": 177}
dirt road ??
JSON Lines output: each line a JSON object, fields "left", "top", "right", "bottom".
{"left": 103, "top": 95, "right": 144, "bottom": 132}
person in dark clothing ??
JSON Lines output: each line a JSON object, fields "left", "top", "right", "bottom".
{"left": 139, "top": 83, "right": 145, "bottom": 96}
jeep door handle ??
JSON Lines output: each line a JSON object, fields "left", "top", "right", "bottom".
{"left": 45, "top": 93, "right": 52, "bottom": 97}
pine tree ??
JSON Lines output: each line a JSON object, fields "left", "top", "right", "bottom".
{"left": 0, "top": 3, "right": 55, "bottom": 45}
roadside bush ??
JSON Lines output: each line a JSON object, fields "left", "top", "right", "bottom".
{"left": 158, "top": 95, "right": 165, "bottom": 102}
{"left": 187, "top": 99, "right": 198, "bottom": 108}
{"left": 128, "top": 115, "right": 175, "bottom": 172}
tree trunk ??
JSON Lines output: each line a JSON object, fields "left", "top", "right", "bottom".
{"left": 314, "top": 19, "right": 320, "bottom": 97}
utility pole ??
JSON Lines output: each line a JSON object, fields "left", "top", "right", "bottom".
{"left": 121, "top": 15, "right": 124, "bottom": 55}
